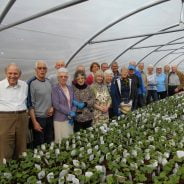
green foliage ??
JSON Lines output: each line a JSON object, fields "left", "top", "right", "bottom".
{"left": 1, "top": 94, "right": 184, "bottom": 183}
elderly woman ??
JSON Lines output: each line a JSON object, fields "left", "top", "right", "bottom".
{"left": 91, "top": 70, "right": 111, "bottom": 125}
{"left": 72, "top": 70, "right": 94, "bottom": 132}
{"left": 113, "top": 67, "right": 137, "bottom": 115}
{"left": 52, "top": 68, "right": 76, "bottom": 143}
{"left": 146, "top": 65, "right": 158, "bottom": 104}
{"left": 156, "top": 66, "right": 167, "bottom": 99}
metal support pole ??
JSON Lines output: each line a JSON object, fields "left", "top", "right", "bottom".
{"left": 170, "top": 52, "right": 184, "bottom": 54}
{"left": 137, "top": 36, "right": 184, "bottom": 64}
{"left": 111, "top": 24, "right": 179, "bottom": 63}
{"left": 131, "top": 41, "right": 184, "bottom": 50}
{"left": 169, "top": 53, "right": 184, "bottom": 64}
{"left": 155, "top": 48, "right": 184, "bottom": 52}
{"left": 177, "top": 58, "right": 184, "bottom": 67}
{"left": 0, "top": 0, "right": 88, "bottom": 32}
{"left": 90, "top": 28, "right": 184, "bottom": 44}
{"left": 0, "top": 0, "right": 16, "bottom": 24}
{"left": 180, "top": 0, "right": 184, "bottom": 24}
{"left": 153, "top": 45, "right": 184, "bottom": 66}
{"left": 66, "top": 0, "right": 170, "bottom": 66}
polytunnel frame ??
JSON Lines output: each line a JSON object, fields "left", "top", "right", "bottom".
{"left": 137, "top": 36, "right": 184, "bottom": 64}
{"left": 0, "top": 0, "right": 88, "bottom": 32}
{"left": 111, "top": 24, "right": 180, "bottom": 63}
{"left": 169, "top": 53, "right": 184, "bottom": 65}
{"left": 0, "top": 0, "right": 16, "bottom": 24}
{"left": 177, "top": 58, "right": 184, "bottom": 67}
{"left": 153, "top": 45, "right": 184, "bottom": 66}
{"left": 66, "top": 0, "right": 170, "bottom": 66}
{"left": 134, "top": 35, "right": 184, "bottom": 66}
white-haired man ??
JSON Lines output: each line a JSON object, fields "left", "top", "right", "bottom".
{"left": 0, "top": 63, "right": 28, "bottom": 163}
{"left": 27, "top": 60, "right": 54, "bottom": 147}
{"left": 48, "top": 60, "right": 65, "bottom": 86}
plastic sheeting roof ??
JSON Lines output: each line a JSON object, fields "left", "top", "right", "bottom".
{"left": 0, "top": 0, "right": 183, "bottom": 79}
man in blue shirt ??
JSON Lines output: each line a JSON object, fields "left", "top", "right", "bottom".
{"left": 129, "top": 61, "right": 146, "bottom": 108}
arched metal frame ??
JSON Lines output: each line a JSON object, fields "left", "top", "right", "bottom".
{"left": 90, "top": 28, "right": 184, "bottom": 44}
{"left": 131, "top": 41, "right": 184, "bottom": 49}
{"left": 177, "top": 59, "right": 184, "bottom": 67}
{"left": 137, "top": 35, "right": 184, "bottom": 64}
{"left": 153, "top": 45, "right": 184, "bottom": 66}
{"left": 66, "top": 0, "right": 170, "bottom": 66}
{"left": 0, "top": 0, "right": 16, "bottom": 24}
{"left": 0, "top": 0, "right": 88, "bottom": 32}
{"left": 155, "top": 49, "right": 184, "bottom": 52}
{"left": 169, "top": 53, "right": 184, "bottom": 64}
{"left": 111, "top": 24, "right": 179, "bottom": 63}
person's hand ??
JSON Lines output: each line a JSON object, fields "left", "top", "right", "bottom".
{"left": 68, "top": 111, "right": 76, "bottom": 118}
{"left": 68, "top": 118, "right": 74, "bottom": 126}
{"left": 101, "top": 105, "right": 109, "bottom": 113}
{"left": 175, "top": 88, "right": 179, "bottom": 93}
{"left": 77, "top": 102, "right": 85, "bottom": 109}
{"left": 73, "top": 100, "right": 85, "bottom": 109}
{"left": 47, "top": 107, "right": 54, "bottom": 117}
{"left": 33, "top": 121, "right": 43, "bottom": 132}
{"left": 73, "top": 99, "right": 79, "bottom": 107}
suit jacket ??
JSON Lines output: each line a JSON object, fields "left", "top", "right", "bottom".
{"left": 111, "top": 77, "right": 137, "bottom": 116}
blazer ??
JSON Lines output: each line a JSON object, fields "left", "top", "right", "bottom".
{"left": 52, "top": 84, "right": 76, "bottom": 121}
{"left": 110, "top": 78, "right": 130, "bottom": 116}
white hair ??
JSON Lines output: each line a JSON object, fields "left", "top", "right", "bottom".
{"left": 156, "top": 65, "right": 162, "bottom": 68}
{"left": 57, "top": 67, "right": 68, "bottom": 76}
{"left": 104, "top": 69, "right": 113, "bottom": 76}
{"left": 35, "top": 60, "right": 48, "bottom": 68}
{"left": 147, "top": 64, "right": 153, "bottom": 68}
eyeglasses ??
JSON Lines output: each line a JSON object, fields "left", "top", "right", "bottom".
{"left": 37, "top": 67, "right": 47, "bottom": 70}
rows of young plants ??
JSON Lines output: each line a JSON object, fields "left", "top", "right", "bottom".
{"left": 1, "top": 94, "right": 184, "bottom": 184}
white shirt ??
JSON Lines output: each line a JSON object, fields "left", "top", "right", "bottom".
{"left": 147, "top": 73, "right": 157, "bottom": 90}
{"left": 0, "top": 78, "right": 28, "bottom": 111}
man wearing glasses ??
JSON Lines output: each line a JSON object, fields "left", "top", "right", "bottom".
{"left": 27, "top": 60, "right": 53, "bottom": 148}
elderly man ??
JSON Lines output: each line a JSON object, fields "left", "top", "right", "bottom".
{"left": 129, "top": 61, "right": 146, "bottom": 108}
{"left": 0, "top": 63, "right": 28, "bottom": 163}
{"left": 128, "top": 65, "right": 140, "bottom": 110}
{"left": 75, "top": 65, "right": 86, "bottom": 73}
{"left": 111, "top": 61, "right": 120, "bottom": 79}
{"left": 48, "top": 60, "right": 65, "bottom": 86}
{"left": 101, "top": 63, "right": 109, "bottom": 72}
{"left": 27, "top": 60, "right": 53, "bottom": 147}
{"left": 168, "top": 65, "right": 183, "bottom": 96}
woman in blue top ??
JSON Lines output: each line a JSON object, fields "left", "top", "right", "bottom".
{"left": 156, "top": 66, "right": 167, "bottom": 100}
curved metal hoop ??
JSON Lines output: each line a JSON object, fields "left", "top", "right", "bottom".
{"left": 66, "top": 0, "right": 170, "bottom": 66}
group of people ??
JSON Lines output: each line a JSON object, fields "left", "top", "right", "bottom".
{"left": 0, "top": 60, "right": 183, "bottom": 163}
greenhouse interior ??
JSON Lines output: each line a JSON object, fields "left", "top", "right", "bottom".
{"left": 1, "top": 0, "right": 184, "bottom": 183}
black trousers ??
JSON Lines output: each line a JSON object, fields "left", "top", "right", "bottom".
{"left": 157, "top": 91, "right": 167, "bottom": 100}
{"left": 146, "top": 90, "right": 158, "bottom": 104}
{"left": 168, "top": 85, "right": 177, "bottom": 96}
{"left": 74, "top": 120, "right": 92, "bottom": 132}
{"left": 31, "top": 116, "right": 54, "bottom": 148}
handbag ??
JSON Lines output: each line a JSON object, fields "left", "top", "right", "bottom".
{"left": 120, "top": 100, "right": 132, "bottom": 114}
